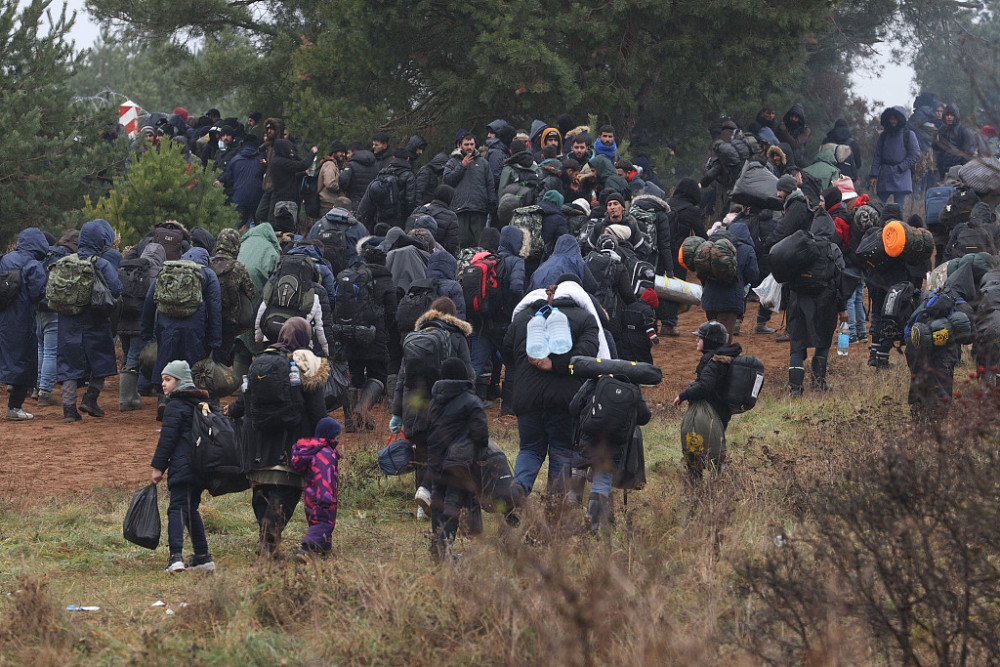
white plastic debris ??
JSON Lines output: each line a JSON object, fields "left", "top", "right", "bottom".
{"left": 151, "top": 600, "right": 166, "bottom": 607}
{"left": 66, "top": 605, "right": 100, "bottom": 611}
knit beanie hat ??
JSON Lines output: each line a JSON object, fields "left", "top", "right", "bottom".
{"left": 315, "top": 417, "right": 342, "bottom": 441}
{"left": 776, "top": 175, "right": 797, "bottom": 193}
{"left": 479, "top": 226, "right": 501, "bottom": 253}
{"left": 162, "top": 360, "right": 195, "bottom": 390}
{"left": 821, "top": 186, "right": 842, "bottom": 207}
{"left": 571, "top": 198, "right": 592, "bottom": 217}
{"left": 882, "top": 203, "right": 903, "bottom": 222}
{"left": 542, "top": 189, "right": 565, "bottom": 207}
{"left": 604, "top": 191, "right": 626, "bottom": 206}
{"left": 607, "top": 224, "right": 632, "bottom": 241}
{"left": 440, "top": 357, "right": 470, "bottom": 381}
{"left": 640, "top": 288, "right": 659, "bottom": 309}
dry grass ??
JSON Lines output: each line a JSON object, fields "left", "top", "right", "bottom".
{"left": 4, "top": 351, "right": 990, "bottom": 665}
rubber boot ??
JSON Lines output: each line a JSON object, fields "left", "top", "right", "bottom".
{"left": 811, "top": 357, "right": 832, "bottom": 391}
{"left": 587, "top": 492, "right": 612, "bottom": 534}
{"left": 342, "top": 389, "right": 355, "bottom": 433}
{"left": 357, "top": 379, "right": 384, "bottom": 431}
{"left": 789, "top": 366, "right": 805, "bottom": 398}
{"left": 347, "top": 387, "right": 361, "bottom": 432}
{"left": 566, "top": 469, "right": 587, "bottom": 506}
{"left": 875, "top": 344, "right": 892, "bottom": 370}
{"left": 867, "top": 344, "right": 879, "bottom": 367}
{"left": 500, "top": 380, "right": 515, "bottom": 416}
{"left": 63, "top": 404, "right": 82, "bottom": 423}
{"left": 475, "top": 374, "right": 493, "bottom": 408}
{"left": 118, "top": 369, "right": 142, "bottom": 411}
{"left": 79, "top": 385, "right": 105, "bottom": 418}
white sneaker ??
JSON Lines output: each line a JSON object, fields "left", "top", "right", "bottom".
{"left": 414, "top": 486, "right": 431, "bottom": 510}
{"left": 5, "top": 408, "right": 33, "bottom": 421}
{"left": 165, "top": 559, "right": 186, "bottom": 573}
{"left": 416, "top": 506, "right": 429, "bottom": 521}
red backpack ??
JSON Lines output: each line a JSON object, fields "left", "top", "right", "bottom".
{"left": 461, "top": 251, "right": 509, "bottom": 322}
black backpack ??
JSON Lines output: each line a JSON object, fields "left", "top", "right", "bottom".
{"left": 585, "top": 251, "right": 624, "bottom": 321}
{"left": 401, "top": 326, "right": 453, "bottom": 389}
{"left": 949, "top": 224, "right": 996, "bottom": 257}
{"left": 246, "top": 351, "right": 303, "bottom": 433}
{"left": 190, "top": 403, "right": 249, "bottom": 496}
{"left": 882, "top": 281, "right": 918, "bottom": 342}
{"left": 613, "top": 426, "right": 646, "bottom": 491}
{"left": 724, "top": 355, "right": 765, "bottom": 414}
{"left": 369, "top": 171, "right": 401, "bottom": 217}
{"left": 397, "top": 278, "right": 441, "bottom": 335}
{"left": 939, "top": 185, "right": 979, "bottom": 229}
{"left": 260, "top": 254, "right": 318, "bottom": 343}
{"left": 333, "top": 264, "right": 382, "bottom": 327}
{"left": 461, "top": 252, "right": 509, "bottom": 322}
{"left": 793, "top": 242, "right": 837, "bottom": 296}
{"left": 316, "top": 210, "right": 353, "bottom": 276}
{"left": 576, "top": 375, "right": 641, "bottom": 440}
{"left": 117, "top": 257, "right": 151, "bottom": 320}
{"left": 0, "top": 266, "right": 21, "bottom": 311}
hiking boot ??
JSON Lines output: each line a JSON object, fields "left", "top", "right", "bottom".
{"left": 30, "top": 387, "right": 39, "bottom": 400}
{"left": 810, "top": 357, "right": 833, "bottom": 391}
{"left": 80, "top": 386, "right": 105, "bottom": 418}
{"left": 5, "top": 408, "right": 34, "bottom": 421}
{"left": 414, "top": 486, "right": 431, "bottom": 511}
{"left": 185, "top": 554, "right": 216, "bottom": 572}
{"left": 357, "top": 378, "right": 384, "bottom": 431}
{"left": 788, "top": 366, "right": 805, "bottom": 398}
{"left": 63, "top": 405, "right": 82, "bottom": 423}
{"left": 874, "top": 350, "right": 893, "bottom": 370}
{"left": 165, "top": 556, "right": 186, "bottom": 573}
{"left": 295, "top": 549, "right": 324, "bottom": 564}
{"left": 118, "top": 369, "right": 142, "bottom": 412}
{"left": 586, "top": 492, "right": 614, "bottom": 534}
{"left": 775, "top": 331, "right": 790, "bottom": 343}
{"left": 659, "top": 323, "right": 680, "bottom": 337}
{"left": 755, "top": 323, "right": 776, "bottom": 335}
{"left": 37, "top": 390, "right": 59, "bottom": 407}
{"left": 867, "top": 344, "right": 879, "bottom": 367}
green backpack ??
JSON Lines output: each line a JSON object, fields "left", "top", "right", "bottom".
{"left": 629, "top": 206, "right": 658, "bottom": 253}
{"left": 512, "top": 205, "right": 545, "bottom": 259}
{"left": 154, "top": 260, "right": 204, "bottom": 318}
{"left": 45, "top": 254, "right": 96, "bottom": 316}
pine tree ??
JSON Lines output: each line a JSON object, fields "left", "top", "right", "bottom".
{"left": 83, "top": 140, "right": 238, "bottom": 245}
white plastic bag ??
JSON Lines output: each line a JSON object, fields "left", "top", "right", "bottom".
{"left": 753, "top": 273, "right": 783, "bottom": 311}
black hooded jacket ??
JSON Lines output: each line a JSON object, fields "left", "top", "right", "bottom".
{"left": 339, "top": 150, "right": 380, "bottom": 205}
{"left": 667, "top": 178, "right": 707, "bottom": 269}
{"left": 270, "top": 139, "right": 316, "bottom": 202}
{"left": 414, "top": 152, "right": 449, "bottom": 206}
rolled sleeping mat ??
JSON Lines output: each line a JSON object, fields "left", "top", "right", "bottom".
{"left": 882, "top": 220, "right": 934, "bottom": 262}
{"left": 568, "top": 356, "right": 663, "bottom": 385}
{"left": 654, "top": 275, "right": 702, "bottom": 306}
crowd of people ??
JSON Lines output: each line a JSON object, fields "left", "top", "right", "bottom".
{"left": 2, "top": 95, "right": 999, "bottom": 567}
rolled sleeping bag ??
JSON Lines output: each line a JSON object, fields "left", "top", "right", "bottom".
{"left": 882, "top": 220, "right": 934, "bottom": 262}
{"left": 678, "top": 236, "right": 706, "bottom": 272}
{"left": 654, "top": 275, "right": 702, "bottom": 306}
{"left": 568, "top": 356, "right": 663, "bottom": 385}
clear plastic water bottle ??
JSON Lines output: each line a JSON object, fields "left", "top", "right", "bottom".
{"left": 837, "top": 321, "right": 850, "bottom": 356}
{"left": 526, "top": 308, "right": 551, "bottom": 358}
{"left": 241, "top": 374, "right": 248, "bottom": 393}
{"left": 289, "top": 360, "right": 302, "bottom": 386}
{"left": 546, "top": 307, "right": 573, "bottom": 354}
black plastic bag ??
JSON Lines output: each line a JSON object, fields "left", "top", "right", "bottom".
{"left": 123, "top": 483, "right": 161, "bottom": 549}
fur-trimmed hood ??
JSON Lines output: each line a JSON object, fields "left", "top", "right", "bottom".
{"left": 414, "top": 308, "right": 473, "bottom": 335}
{"left": 631, "top": 193, "right": 670, "bottom": 213}
{"left": 767, "top": 145, "right": 787, "bottom": 165}
{"left": 291, "top": 349, "right": 330, "bottom": 391}
{"left": 564, "top": 125, "right": 590, "bottom": 142}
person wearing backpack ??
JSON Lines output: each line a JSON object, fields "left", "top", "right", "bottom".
{"left": 944, "top": 202, "right": 1000, "bottom": 261}
{"left": 255, "top": 250, "right": 332, "bottom": 359}
{"left": 307, "top": 207, "right": 369, "bottom": 277}
{"left": 395, "top": 248, "right": 467, "bottom": 338}
{"left": 56, "top": 220, "right": 124, "bottom": 423}
{"left": 225, "top": 318, "right": 330, "bottom": 558}
{"left": 209, "top": 229, "right": 255, "bottom": 366}
{"left": 785, "top": 211, "right": 848, "bottom": 396}
{"left": 414, "top": 151, "right": 450, "bottom": 207}
{"left": 426, "top": 356, "right": 488, "bottom": 561}
{"left": 333, "top": 245, "right": 397, "bottom": 431}
{"left": 117, "top": 242, "right": 166, "bottom": 411}
{"left": 673, "top": 320, "right": 741, "bottom": 478}
{"left": 620, "top": 288, "right": 660, "bottom": 363}
{"left": 584, "top": 235, "right": 638, "bottom": 348}
{"left": 357, "top": 147, "right": 417, "bottom": 230}
{"left": 150, "top": 360, "right": 215, "bottom": 573}
{"left": 700, "top": 222, "right": 760, "bottom": 341}
{"left": 934, "top": 104, "right": 978, "bottom": 181}
{"left": 406, "top": 185, "right": 461, "bottom": 256}
{"left": 34, "top": 230, "right": 78, "bottom": 408}
{"left": 390, "top": 297, "right": 473, "bottom": 519}
{"left": 269, "top": 138, "right": 318, "bottom": 234}
{"left": 0, "top": 228, "right": 49, "bottom": 421}
{"left": 141, "top": 246, "right": 223, "bottom": 421}
{"left": 444, "top": 132, "right": 497, "bottom": 249}
{"left": 497, "top": 139, "right": 542, "bottom": 199}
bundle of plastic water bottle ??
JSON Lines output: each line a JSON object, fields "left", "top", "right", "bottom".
{"left": 526, "top": 305, "right": 573, "bottom": 358}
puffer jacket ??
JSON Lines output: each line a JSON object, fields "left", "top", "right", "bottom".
{"left": 429, "top": 377, "right": 489, "bottom": 475}
{"left": 528, "top": 234, "right": 587, "bottom": 291}
{"left": 150, "top": 387, "right": 210, "bottom": 488}
{"left": 764, "top": 190, "right": 812, "bottom": 250}
{"left": 0, "top": 228, "right": 49, "bottom": 385}
{"left": 357, "top": 157, "right": 417, "bottom": 227}
{"left": 291, "top": 438, "right": 340, "bottom": 511}
{"left": 339, "top": 149, "right": 380, "bottom": 206}
{"left": 391, "top": 309, "right": 473, "bottom": 439}
{"left": 414, "top": 152, "right": 449, "bottom": 206}
{"left": 678, "top": 342, "right": 742, "bottom": 429}
{"left": 221, "top": 143, "right": 265, "bottom": 208}
{"left": 801, "top": 148, "right": 841, "bottom": 189}
{"left": 444, "top": 152, "right": 498, "bottom": 214}
{"left": 498, "top": 226, "right": 527, "bottom": 306}
{"left": 425, "top": 250, "right": 466, "bottom": 320}
{"left": 700, "top": 223, "right": 760, "bottom": 315}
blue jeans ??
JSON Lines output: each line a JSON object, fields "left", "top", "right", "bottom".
{"left": 514, "top": 411, "right": 575, "bottom": 493}
{"left": 846, "top": 282, "right": 866, "bottom": 339}
{"left": 119, "top": 334, "right": 143, "bottom": 370}
{"left": 35, "top": 311, "right": 58, "bottom": 392}
{"left": 469, "top": 324, "right": 506, "bottom": 376}
{"left": 167, "top": 483, "right": 208, "bottom": 558}
{"left": 876, "top": 189, "right": 908, "bottom": 212}
{"left": 590, "top": 470, "right": 613, "bottom": 497}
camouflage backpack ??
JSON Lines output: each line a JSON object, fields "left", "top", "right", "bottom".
{"left": 692, "top": 238, "right": 738, "bottom": 283}
{"left": 45, "top": 254, "right": 96, "bottom": 316}
{"left": 455, "top": 246, "right": 484, "bottom": 280}
{"left": 629, "top": 206, "right": 658, "bottom": 254}
{"left": 512, "top": 205, "right": 545, "bottom": 260}
{"left": 154, "top": 260, "right": 204, "bottom": 318}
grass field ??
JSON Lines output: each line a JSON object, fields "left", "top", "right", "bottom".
{"left": 4, "top": 352, "right": 998, "bottom": 665}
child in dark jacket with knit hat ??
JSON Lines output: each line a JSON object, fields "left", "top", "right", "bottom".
{"left": 290, "top": 417, "right": 342, "bottom": 562}
{"left": 150, "top": 359, "right": 215, "bottom": 573}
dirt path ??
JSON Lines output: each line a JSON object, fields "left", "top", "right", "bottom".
{"left": 0, "top": 301, "right": 816, "bottom": 500}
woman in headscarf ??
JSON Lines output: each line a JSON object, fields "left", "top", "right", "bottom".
{"left": 226, "top": 317, "right": 330, "bottom": 557}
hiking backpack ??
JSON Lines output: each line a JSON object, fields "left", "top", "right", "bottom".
{"left": 316, "top": 210, "right": 354, "bottom": 276}
{"left": 503, "top": 167, "right": 545, "bottom": 206}
{"left": 152, "top": 226, "right": 185, "bottom": 260}
{"left": 211, "top": 255, "right": 255, "bottom": 331}
{"left": 45, "top": 253, "right": 96, "bottom": 316}
{"left": 949, "top": 224, "right": 996, "bottom": 257}
{"left": 769, "top": 230, "right": 821, "bottom": 283}
{"left": 455, "top": 246, "right": 484, "bottom": 280}
{"left": 117, "top": 257, "right": 153, "bottom": 321}
{"left": 924, "top": 186, "right": 955, "bottom": 230}
{"left": 368, "top": 171, "right": 401, "bottom": 218}
{"left": 246, "top": 352, "right": 303, "bottom": 434}
{"left": 260, "top": 254, "right": 318, "bottom": 342}
{"left": 623, "top": 252, "right": 656, "bottom": 297}
{"left": 0, "top": 266, "right": 21, "bottom": 311}
{"left": 576, "top": 375, "right": 641, "bottom": 440}
{"left": 629, "top": 206, "right": 658, "bottom": 259}
{"left": 190, "top": 402, "right": 248, "bottom": 496}
{"left": 154, "top": 260, "right": 204, "bottom": 318}
{"left": 585, "top": 251, "right": 624, "bottom": 321}
{"left": 939, "top": 186, "right": 980, "bottom": 228}
{"left": 401, "top": 326, "right": 453, "bottom": 389}
{"left": 881, "top": 281, "right": 918, "bottom": 342}
{"left": 724, "top": 355, "right": 765, "bottom": 414}
{"left": 511, "top": 205, "right": 546, "bottom": 259}
{"left": 397, "top": 278, "right": 441, "bottom": 335}
{"left": 461, "top": 251, "right": 509, "bottom": 321}
{"left": 333, "top": 264, "right": 382, "bottom": 327}
{"left": 793, "top": 242, "right": 838, "bottom": 296}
